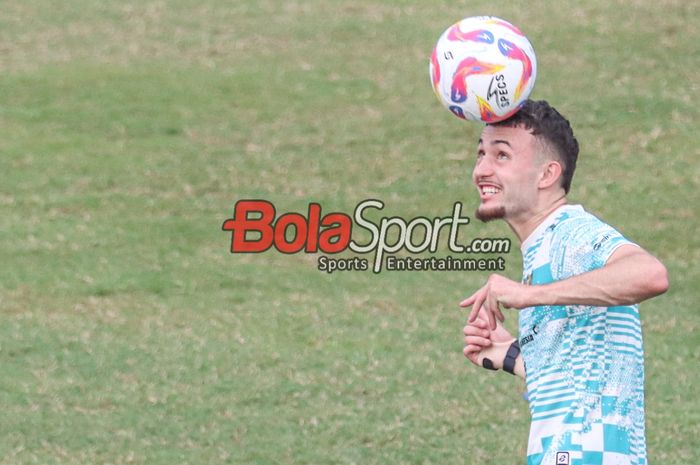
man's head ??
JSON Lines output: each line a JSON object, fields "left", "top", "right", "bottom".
{"left": 472, "top": 100, "right": 579, "bottom": 224}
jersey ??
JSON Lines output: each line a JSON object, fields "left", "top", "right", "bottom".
{"left": 518, "top": 205, "right": 646, "bottom": 465}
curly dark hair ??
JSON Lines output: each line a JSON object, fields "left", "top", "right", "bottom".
{"left": 489, "top": 100, "right": 579, "bottom": 194}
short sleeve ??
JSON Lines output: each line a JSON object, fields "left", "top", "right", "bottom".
{"left": 548, "top": 215, "right": 636, "bottom": 281}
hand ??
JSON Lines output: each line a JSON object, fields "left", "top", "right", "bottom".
{"left": 459, "top": 273, "right": 530, "bottom": 329}
{"left": 463, "top": 310, "right": 514, "bottom": 367}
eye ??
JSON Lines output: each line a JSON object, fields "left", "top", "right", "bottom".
{"left": 497, "top": 151, "right": 510, "bottom": 160}
{"left": 476, "top": 149, "right": 485, "bottom": 159}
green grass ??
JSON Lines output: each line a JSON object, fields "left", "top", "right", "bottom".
{"left": 0, "top": 0, "right": 698, "bottom": 464}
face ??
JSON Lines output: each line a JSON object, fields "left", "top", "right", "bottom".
{"left": 472, "top": 124, "right": 542, "bottom": 223}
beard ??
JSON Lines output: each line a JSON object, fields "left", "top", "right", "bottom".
{"left": 475, "top": 204, "right": 506, "bottom": 222}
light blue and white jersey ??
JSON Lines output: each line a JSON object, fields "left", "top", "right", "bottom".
{"left": 519, "top": 205, "right": 646, "bottom": 465}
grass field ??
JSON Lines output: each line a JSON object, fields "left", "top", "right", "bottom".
{"left": 1, "top": 1, "right": 698, "bottom": 464}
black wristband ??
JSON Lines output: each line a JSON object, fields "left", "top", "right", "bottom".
{"left": 503, "top": 340, "right": 520, "bottom": 375}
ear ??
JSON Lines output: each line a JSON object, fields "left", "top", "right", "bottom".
{"left": 538, "top": 160, "right": 563, "bottom": 190}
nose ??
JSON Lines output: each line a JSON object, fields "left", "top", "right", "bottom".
{"left": 472, "top": 155, "right": 495, "bottom": 181}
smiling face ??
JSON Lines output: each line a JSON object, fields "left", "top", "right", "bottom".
{"left": 472, "top": 124, "right": 543, "bottom": 224}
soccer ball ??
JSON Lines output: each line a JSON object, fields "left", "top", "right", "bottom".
{"left": 429, "top": 16, "right": 537, "bottom": 123}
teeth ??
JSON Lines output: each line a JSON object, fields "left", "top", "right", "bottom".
{"left": 483, "top": 186, "right": 500, "bottom": 194}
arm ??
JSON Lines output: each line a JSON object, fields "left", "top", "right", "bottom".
{"left": 526, "top": 244, "right": 669, "bottom": 306}
{"left": 462, "top": 244, "right": 669, "bottom": 328}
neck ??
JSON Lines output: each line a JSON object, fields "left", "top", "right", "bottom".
{"left": 507, "top": 196, "right": 568, "bottom": 243}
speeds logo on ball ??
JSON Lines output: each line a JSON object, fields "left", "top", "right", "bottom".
{"left": 222, "top": 200, "right": 510, "bottom": 274}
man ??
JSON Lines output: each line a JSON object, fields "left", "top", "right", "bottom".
{"left": 459, "top": 100, "right": 668, "bottom": 465}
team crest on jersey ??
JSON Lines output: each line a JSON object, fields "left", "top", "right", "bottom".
{"left": 556, "top": 452, "right": 570, "bottom": 465}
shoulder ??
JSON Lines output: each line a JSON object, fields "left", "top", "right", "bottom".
{"left": 548, "top": 206, "right": 634, "bottom": 277}
{"left": 550, "top": 205, "right": 623, "bottom": 245}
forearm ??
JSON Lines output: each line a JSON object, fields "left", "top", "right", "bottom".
{"left": 522, "top": 246, "right": 669, "bottom": 307}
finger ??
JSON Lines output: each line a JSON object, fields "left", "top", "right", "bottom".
{"left": 463, "top": 344, "right": 481, "bottom": 355}
{"left": 476, "top": 305, "right": 491, "bottom": 321}
{"left": 481, "top": 299, "right": 496, "bottom": 330}
{"left": 488, "top": 309, "right": 496, "bottom": 330}
{"left": 467, "top": 306, "right": 478, "bottom": 324}
{"left": 487, "top": 295, "right": 499, "bottom": 329}
{"left": 489, "top": 296, "right": 505, "bottom": 324}
{"left": 463, "top": 345, "right": 482, "bottom": 364}
{"left": 467, "top": 294, "right": 483, "bottom": 322}
{"left": 464, "top": 335, "right": 492, "bottom": 347}
{"left": 459, "top": 294, "right": 477, "bottom": 308}
{"left": 468, "top": 292, "right": 487, "bottom": 323}
{"left": 463, "top": 323, "right": 490, "bottom": 338}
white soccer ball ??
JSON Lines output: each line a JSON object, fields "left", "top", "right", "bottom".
{"left": 429, "top": 16, "right": 537, "bottom": 122}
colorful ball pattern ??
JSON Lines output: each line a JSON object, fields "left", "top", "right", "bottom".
{"left": 430, "top": 16, "right": 537, "bottom": 123}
